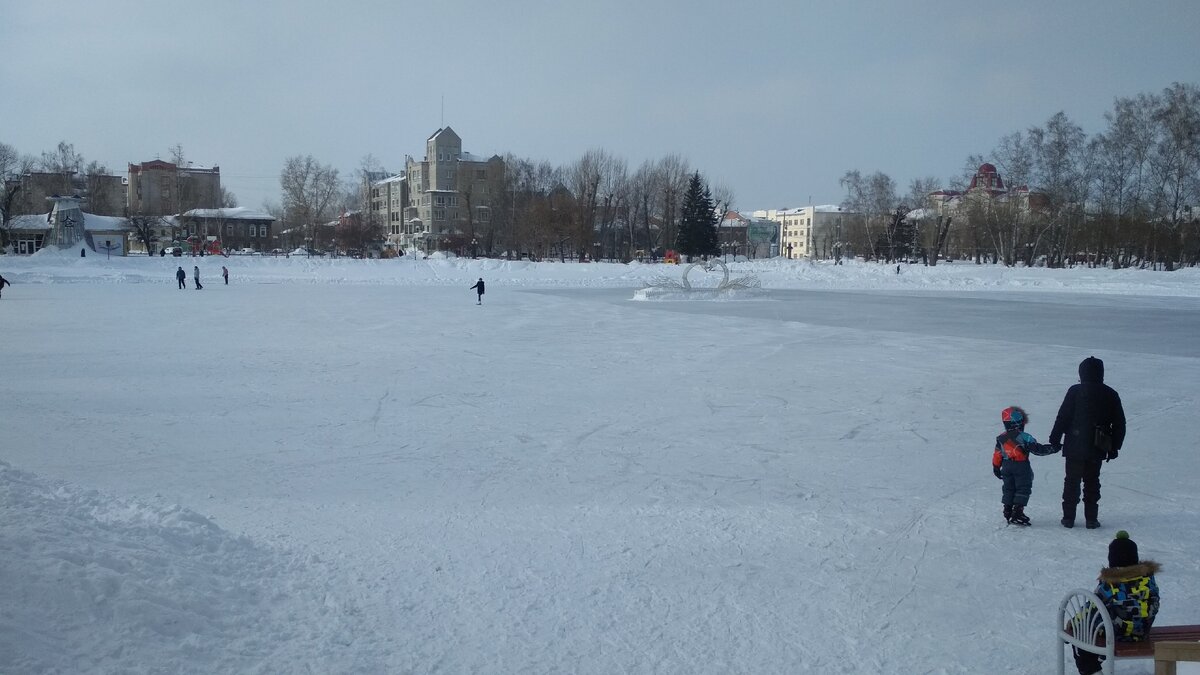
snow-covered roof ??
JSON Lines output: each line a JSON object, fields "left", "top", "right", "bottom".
{"left": 372, "top": 174, "right": 405, "bottom": 186}
{"left": 6, "top": 212, "right": 131, "bottom": 232}
{"left": 459, "top": 151, "right": 491, "bottom": 163}
{"left": 180, "top": 208, "right": 275, "bottom": 221}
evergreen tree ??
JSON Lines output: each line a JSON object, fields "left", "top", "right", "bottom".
{"left": 676, "top": 172, "right": 720, "bottom": 259}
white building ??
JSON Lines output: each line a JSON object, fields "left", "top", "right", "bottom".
{"left": 753, "top": 205, "right": 851, "bottom": 259}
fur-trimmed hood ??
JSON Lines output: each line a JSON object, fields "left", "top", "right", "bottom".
{"left": 1098, "top": 560, "right": 1161, "bottom": 584}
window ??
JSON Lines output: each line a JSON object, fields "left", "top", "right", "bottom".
{"left": 435, "top": 195, "right": 445, "bottom": 206}
{"left": 433, "top": 208, "right": 446, "bottom": 221}
{"left": 475, "top": 169, "right": 486, "bottom": 180}
{"left": 226, "top": 224, "right": 234, "bottom": 235}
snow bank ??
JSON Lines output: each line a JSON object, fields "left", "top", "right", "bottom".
{"left": 0, "top": 462, "right": 389, "bottom": 673}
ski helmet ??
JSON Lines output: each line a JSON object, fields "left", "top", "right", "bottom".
{"left": 1001, "top": 406, "right": 1028, "bottom": 430}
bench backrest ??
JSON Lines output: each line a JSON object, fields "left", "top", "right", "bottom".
{"left": 1058, "top": 589, "right": 1116, "bottom": 675}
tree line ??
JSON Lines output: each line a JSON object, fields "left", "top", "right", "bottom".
{"left": 837, "top": 82, "right": 1200, "bottom": 269}
{"left": 274, "top": 149, "right": 732, "bottom": 261}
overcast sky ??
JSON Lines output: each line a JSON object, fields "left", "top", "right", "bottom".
{"left": 3, "top": 1, "right": 1198, "bottom": 212}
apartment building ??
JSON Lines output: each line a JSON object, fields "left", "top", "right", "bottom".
{"left": 754, "top": 205, "right": 851, "bottom": 259}
{"left": 368, "top": 173, "right": 406, "bottom": 248}
{"left": 403, "top": 127, "right": 504, "bottom": 251}
{"left": 128, "top": 160, "right": 221, "bottom": 216}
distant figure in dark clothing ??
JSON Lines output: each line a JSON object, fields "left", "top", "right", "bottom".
{"left": 222, "top": 266, "right": 229, "bottom": 285}
{"left": 1050, "top": 356, "right": 1126, "bottom": 529}
{"left": 470, "top": 277, "right": 485, "bottom": 305}
{"left": 176, "top": 266, "right": 187, "bottom": 289}
{"left": 193, "top": 265, "right": 203, "bottom": 290}
{"left": 0, "top": 273, "right": 10, "bottom": 298}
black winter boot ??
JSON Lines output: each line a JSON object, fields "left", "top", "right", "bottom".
{"left": 1010, "top": 505, "right": 1031, "bottom": 526}
{"left": 1084, "top": 503, "right": 1100, "bottom": 529}
{"left": 1062, "top": 502, "right": 1077, "bottom": 528}
{"left": 1003, "top": 504, "right": 1013, "bottom": 523}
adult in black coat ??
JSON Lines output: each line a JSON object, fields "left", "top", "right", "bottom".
{"left": 469, "top": 278, "right": 485, "bottom": 305}
{"left": 175, "top": 266, "right": 187, "bottom": 290}
{"left": 1050, "top": 356, "right": 1126, "bottom": 529}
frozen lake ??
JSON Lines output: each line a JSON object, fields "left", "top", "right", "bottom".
{"left": 2, "top": 264, "right": 1197, "bottom": 674}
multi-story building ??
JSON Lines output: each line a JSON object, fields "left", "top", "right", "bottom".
{"left": 369, "top": 173, "right": 406, "bottom": 248}
{"left": 927, "top": 162, "right": 1049, "bottom": 218}
{"left": 403, "top": 127, "right": 504, "bottom": 252}
{"left": 754, "top": 205, "right": 851, "bottom": 259}
{"left": 128, "top": 160, "right": 221, "bottom": 216}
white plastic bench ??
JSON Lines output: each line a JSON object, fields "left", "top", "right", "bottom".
{"left": 1058, "top": 589, "right": 1200, "bottom": 674}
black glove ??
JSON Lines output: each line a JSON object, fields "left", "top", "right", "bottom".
{"left": 993, "top": 466, "right": 1002, "bottom": 479}
{"left": 1051, "top": 441, "right": 1063, "bottom": 453}
{"left": 1107, "top": 448, "right": 1118, "bottom": 462}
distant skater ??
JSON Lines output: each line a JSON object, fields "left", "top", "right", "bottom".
{"left": 470, "top": 277, "right": 485, "bottom": 305}
{"left": 176, "top": 266, "right": 187, "bottom": 290}
{"left": 0, "top": 272, "right": 10, "bottom": 299}
{"left": 193, "top": 265, "right": 203, "bottom": 290}
{"left": 222, "top": 265, "right": 229, "bottom": 285}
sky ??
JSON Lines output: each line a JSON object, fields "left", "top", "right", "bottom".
{"left": 2, "top": 254, "right": 1200, "bottom": 672}
{"left": 3, "top": 1, "right": 1199, "bottom": 213}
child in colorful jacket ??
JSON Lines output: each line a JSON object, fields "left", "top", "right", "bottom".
{"left": 1073, "top": 530, "right": 1161, "bottom": 675}
{"left": 992, "top": 406, "right": 1058, "bottom": 525}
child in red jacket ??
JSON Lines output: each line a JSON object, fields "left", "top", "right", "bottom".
{"left": 992, "top": 406, "right": 1058, "bottom": 526}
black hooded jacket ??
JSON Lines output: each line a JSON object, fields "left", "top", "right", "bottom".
{"left": 1050, "top": 357, "right": 1126, "bottom": 461}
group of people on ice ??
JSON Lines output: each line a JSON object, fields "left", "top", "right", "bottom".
{"left": 992, "top": 356, "right": 1160, "bottom": 674}
{"left": 175, "top": 265, "right": 229, "bottom": 290}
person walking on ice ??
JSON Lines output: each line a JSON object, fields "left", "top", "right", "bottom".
{"left": 175, "top": 266, "right": 187, "bottom": 290}
{"left": 193, "top": 265, "right": 203, "bottom": 290}
{"left": 222, "top": 265, "right": 229, "bottom": 285}
{"left": 991, "top": 406, "right": 1058, "bottom": 526}
{"left": 470, "top": 277, "right": 485, "bottom": 305}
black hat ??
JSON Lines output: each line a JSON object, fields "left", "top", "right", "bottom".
{"left": 1079, "top": 356, "right": 1105, "bottom": 383}
{"left": 1108, "top": 530, "right": 1139, "bottom": 568}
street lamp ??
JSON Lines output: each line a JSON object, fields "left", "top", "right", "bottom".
{"left": 472, "top": 237, "right": 478, "bottom": 259}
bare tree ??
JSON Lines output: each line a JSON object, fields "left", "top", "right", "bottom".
{"left": 1, "top": 141, "right": 37, "bottom": 245}
{"left": 39, "top": 141, "right": 84, "bottom": 175}
{"left": 127, "top": 214, "right": 166, "bottom": 255}
{"left": 840, "top": 169, "right": 897, "bottom": 260}
{"left": 169, "top": 143, "right": 187, "bottom": 166}
{"left": 655, "top": 154, "right": 690, "bottom": 252}
{"left": 279, "top": 155, "right": 340, "bottom": 252}
{"left": 906, "top": 176, "right": 949, "bottom": 264}
{"left": 1147, "top": 83, "right": 1200, "bottom": 268}
{"left": 1028, "top": 112, "right": 1089, "bottom": 266}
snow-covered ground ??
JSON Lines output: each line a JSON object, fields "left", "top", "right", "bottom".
{"left": 2, "top": 251, "right": 1198, "bottom": 674}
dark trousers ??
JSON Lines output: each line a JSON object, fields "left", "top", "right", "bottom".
{"left": 178, "top": 278, "right": 186, "bottom": 289}
{"left": 1063, "top": 458, "right": 1102, "bottom": 520}
{"left": 476, "top": 292, "right": 483, "bottom": 304}
{"left": 1073, "top": 646, "right": 1103, "bottom": 674}
{"left": 1001, "top": 461, "right": 1034, "bottom": 507}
